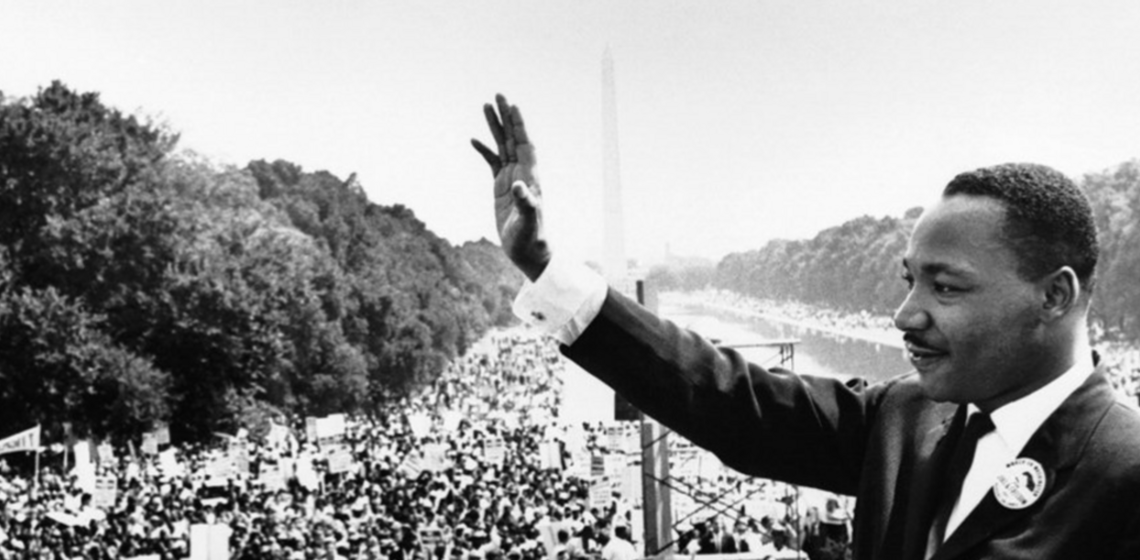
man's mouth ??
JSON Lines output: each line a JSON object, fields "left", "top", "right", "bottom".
{"left": 904, "top": 336, "right": 947, "bottom": 368}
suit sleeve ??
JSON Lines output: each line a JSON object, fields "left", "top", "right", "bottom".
{"left": 1110, "top": 506, "right": 1140, "bottom": 560}
{"left": 561, "top": 288, "right": 885, "bottom": 495}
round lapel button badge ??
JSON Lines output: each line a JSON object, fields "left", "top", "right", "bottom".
{"left": 993, "top": 457, "right": 1047, "bottom": 510}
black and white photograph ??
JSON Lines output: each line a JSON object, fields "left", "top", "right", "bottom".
{"left": 2, "top": 2, "right": 1140, "bottom": 559}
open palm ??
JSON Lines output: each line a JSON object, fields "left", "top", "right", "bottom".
{"left": 471, "top": 94, "right": 550, "bottom": 281}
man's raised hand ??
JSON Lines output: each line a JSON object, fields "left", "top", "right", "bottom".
{"left": 471, "top": 94, "right": 551, "bottom": 281}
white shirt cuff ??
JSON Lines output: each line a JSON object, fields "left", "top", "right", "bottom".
{"left": 512, "top": 255, "right": 607, "bottom": 346}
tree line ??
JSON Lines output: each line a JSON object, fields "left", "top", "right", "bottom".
{"left": 0, "top": 82, "right": 521, "bottom": 445}
{"left": 650, "top": 160, "right": 1140, "bottom": 343}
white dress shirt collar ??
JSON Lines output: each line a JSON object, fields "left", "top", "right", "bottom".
{"left": 971, "top": 351, "right": 1096, "bottom": 455}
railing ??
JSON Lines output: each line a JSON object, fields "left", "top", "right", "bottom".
{"left": 640, "top": 340, "right": 799, "bottom": 557}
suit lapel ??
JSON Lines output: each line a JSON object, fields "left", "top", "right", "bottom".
{"left": 891, "top": 405, "right": 963, "bottom": 560}
{"left": 928, "top": 370, "right": 1116, "bottom": 560}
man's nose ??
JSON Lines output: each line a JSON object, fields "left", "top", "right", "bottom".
{"left": 893, "top": 291, "right": 929, "bottom": 332}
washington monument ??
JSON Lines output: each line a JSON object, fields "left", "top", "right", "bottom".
{"left": 601, "top": 46, "right": 628, "bottom": 286}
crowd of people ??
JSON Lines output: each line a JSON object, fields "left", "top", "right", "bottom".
{"left": 0, "top": 331, "right": 843, "bottom": 560}
{"left": 695, "top": 291, "right": 896, "bottom": 341}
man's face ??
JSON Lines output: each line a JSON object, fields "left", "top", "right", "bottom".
{"left": 895, "top": 195, "right": 1047, "bottom": 410}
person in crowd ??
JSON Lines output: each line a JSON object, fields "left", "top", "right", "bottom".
{"left": 729, "top": 518, "right": 750, "bottom": 553}
{"left": 472, "top": 93, "right": 1140, "bottom": 559}
{"left": 598, "top": 525, "right": 637, "bottom": 560}
{"left": 693, "top": 520, "right": 717, "bottom": 555}
{"left": 768, "top": 525, "right": 808, "bottom": 560}
{"left": 817, "top": 496, "right": 849, "bottom": 550}
{"left": 739, "top": 517, "right": 767, "bottom": 556}
{"left": 797, "top": 507, "right": 825, "bottom": 560}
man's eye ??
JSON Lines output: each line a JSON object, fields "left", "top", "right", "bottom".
{"left": 934, "top": 283, "right": 960, "bottom": 294}
{"left": 900, "top": 273, "right": 914, "bottom": 288}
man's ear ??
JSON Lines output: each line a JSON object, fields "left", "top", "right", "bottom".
{"left": 1040, "top": 266, "right": 1080, "bottom": 321}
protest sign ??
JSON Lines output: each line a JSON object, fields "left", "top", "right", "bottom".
{"left": 418, "top": 527, "right": 446, "bottom": 549}
{"left": 483, "top": 437, "right": 505, "bottom": 466}
{"left": 407, "top": 412, "right": 432, "bottom": 439}
{"left": 397, "top": 452, "right": 426, "bottom": 478}
{"left": 158, "top": 448, "right": 183, "bottom": 477}
{"left": 590, "top": 454, "right": 605, "bottom": 478}
{"left": 205, "top": 452, "right": 233, "bottom": 482}
{"left": 73, "top": 441, "right": 96, "bottom": 494}
{"left": 305, "top": 417, "right": 319, "bottom": 442}
{"left": 97, "top": 442, "right": 115, "bottom": 465}
{"left": 0, "top": 426, "right": 40, "bottom": 455}
{"left": 93, "top": 475, "right": 118, "bottom": 510}
{"left": 258, "top": 461, "right": 285, "bottom": 490}
{"left": 605, "top": 424, "right": 623, "bottom": 452}
{"left": 141, "top": 432, "right": 159, "bottom": 455}
{"left": 296, "top": 454, "right": 319, "bottom": 491}
{"left": 604, "top": 454, "right": 624, "bottom": 478}
{"left": 190, "top": 524, "right": 231, "bottom": 560}
{"left": 266, "top": 422, "right": 292, "bottom": 452}
{"left": 422, "top": 443, "right": 452, "bottom": 472}
{"left": 589, "top": 478, "right": 612, "bottom": 511}
{"left": 229, "top": 441, "right": 250, "bottom": 476}
{"left": 538, "top": 441, "right": 562, "bottom": 471}
{"left": 620, "top": 465, "right": 643, "bottom": 507}
{"left": 567, "top": 450, "right": 591, "bottom": 480}
{"left": 317, "top": 414, "right": 346, "bottom": 441}
{"left": 155, "top": 423, "right": 171, "bottom": 445}
{"left": 326, "top": 445, "right": 355, "bottom": 475}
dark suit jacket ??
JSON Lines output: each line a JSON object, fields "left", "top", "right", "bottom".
{"left": 562, "top": 289, "right": 1140, "bottom": 559}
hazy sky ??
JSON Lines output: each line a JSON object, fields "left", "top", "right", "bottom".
{"left": 3, "top": 1, "right": 1139, "bottom": 264}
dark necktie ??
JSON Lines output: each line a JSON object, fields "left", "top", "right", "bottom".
{"left": 926, "top": 410, "right": 995, "bottom": 555}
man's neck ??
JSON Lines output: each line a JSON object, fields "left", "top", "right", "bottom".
{"left": 977, "top": 328, "right": 1092, "bottom": 414}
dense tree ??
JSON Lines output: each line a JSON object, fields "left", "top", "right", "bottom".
{"left": 1084, "top": 160, "right": 1140, "bottom": 340}
{"left": 158, "top": 155, "right": 369, "bottom": 435}
{"left": 0, "top": 284, "right": 169, "bottom": 444}
{"left": 247, "top": 159, "right": 511, "bottom": 404}
{"left": 710, "top": 211, "right": 917, "bottom": 316}
{"left": 456, "top": 238, "right": 523, "bottom": 327}
{"left": 0, "top": 83, "right": 519, "bottom": 443}
{"left": 646, "top": 260, "right": 716, "bottom": 293}
{"left": 0, "top": 82, "right": 179, "bottom": 441}
{"left": 0, "top": 82, "right": 174, "bottom": 288}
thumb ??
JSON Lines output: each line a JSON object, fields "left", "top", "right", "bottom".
{"left": 511, "top": 181, "right": 540, "bottom": 214}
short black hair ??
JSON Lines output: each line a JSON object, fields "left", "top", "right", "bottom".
{"left": 943, "top": 163, "right": 1098, "bottom": 290}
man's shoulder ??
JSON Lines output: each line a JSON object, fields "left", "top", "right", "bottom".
{"left": 866, "top": 371, "right": 944, "bottom": 415}
{"left": 1091, "top": 395, "right": 1140, "bottom": 458}
{"left": 858, "top": 372, "right": 960, "bottom": 446}
{"left": 1040, "top": 372, "right": 1140, "bottom": 489}
{"left": 1072, "top": 372, "right": 1140, "bottom": 444}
